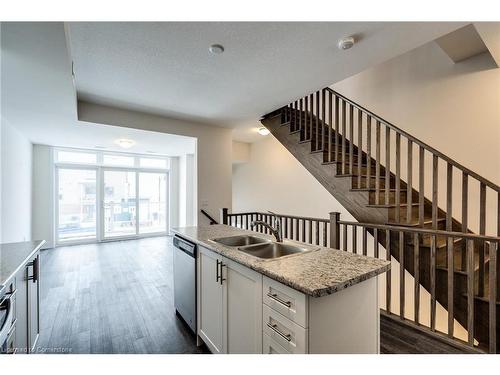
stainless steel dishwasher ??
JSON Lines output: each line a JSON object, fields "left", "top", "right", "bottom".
{"left": 173, "top": 235, "right": 197, "bottom": 334}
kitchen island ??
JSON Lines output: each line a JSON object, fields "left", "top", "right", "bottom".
{"left": 173, "top": 225, "right": 390, "bottom": 354}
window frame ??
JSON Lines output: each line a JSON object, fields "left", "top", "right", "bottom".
{"left": 54, "top": 147, "right": 171, "bottom": 246}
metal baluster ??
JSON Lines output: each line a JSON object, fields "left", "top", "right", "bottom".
{"left": 349, "top": 104, "right": 354, "bottom": 176}
{"left": 375, "top": 121, "right": 381, "bottom": 205}
{"left": 352, "top": 226, "right": 357, "bottom": 254}
{"left": 407, "top": 140, "right": 413, "bottom": 223}
{"left": 466, "top": 239, "right": 474, "bottom": 346}
{"left": 489, "top": 241, "right": 497, "bottom": 353}
{"left": 395, "top": 133, "right": 401, "bottom": 223}
{"left": 414, "top": 233, "right": 420, "bottom": 325}
{"left": 386, "top": 229, "right": 392, "bottom": 312}
{"left": 328, "top": 91, "right": 333, "bottom": 162}
{"left": 430, "top": 234, "right": 437, "bottom": 331}
{"left": 399, "top": 231, "right": 405, "bottom": 319}
{"left": 419, "top": 147, "right": 425, "bottom": 227}
{"left": 342, "top": 100, "right": 347, "bottom": 174}
{"left": 385, "top": 127, "right": 391, "bottom": 205}
{"left": 362, "top": 227, "right": 367, "bottom": 256}
{"left": 479, "top": 182, "right": 486, "bottom": 297}
{"left": 461, "top": 173, "right": 468, "bottom": 270}
{"left": 366, "top": 116, "right": 372, "bottom": 190}
{"left": 358, "top": 110, "right": 363, "bottom": 188}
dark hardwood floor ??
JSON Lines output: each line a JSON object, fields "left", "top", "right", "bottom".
{"left": 380, "top": 314, "right": 479, "bottom": 354}
{"left": 37, "top": 236, "right": 208, "bottom": 354}
{"left": 36, "top": 236, "right": 474, "bottom": 354}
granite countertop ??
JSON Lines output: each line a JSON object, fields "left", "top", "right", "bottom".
{"left": 172, "top": 225, "right": 390, "bottom": 298}
{"left": 0, "top": 240, "right": 45, "bottom": 296}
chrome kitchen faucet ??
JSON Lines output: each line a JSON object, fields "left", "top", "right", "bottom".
{"left": 250, "top": 211, "right": 283, "bottom": 242}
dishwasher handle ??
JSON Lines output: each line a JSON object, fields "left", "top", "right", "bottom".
{"left": 173, "top": 236, "right": 196, "bottom": 258}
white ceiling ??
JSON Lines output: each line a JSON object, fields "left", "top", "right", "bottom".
{"left": 2, "top": 22, "right": 468, "bottom": 147}
{"left": 1, "top": 22, "right": 195, "bottom": 156}
{"left": 67, "top": 22, "right": 466, "bottom": 142}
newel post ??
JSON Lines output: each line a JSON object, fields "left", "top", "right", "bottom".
{"left": 329, "top": 212, "right": 341, "bottom": 249}
{"left": 220, "top": 208, "right": 229, "bottom": 225}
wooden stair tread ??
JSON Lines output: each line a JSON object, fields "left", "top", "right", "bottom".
{"left": 436, "top": 266, "right": 468, "bottom": 276}
{"left": 461, "top": 294, "right": 500, "bottom": 305}
{"left": 387, "top": 218, "right": 446, "bottom": 227}
{"left": 409, "top": 236, "right": 463, "bottom": 249}
{"left": 337, "top": 174, "right": 387, "bottom": 179}
{"left": 351, "top": 188, "right": 408, "bottom": 192}
{"left": 366, "top": 203, "right": 419, "bottom": 208}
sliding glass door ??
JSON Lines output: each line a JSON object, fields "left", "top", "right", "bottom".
{"left": 57, "top": 168, "right": 97, "bottom": 243}
{"left": 103, "top": 170, "right": 137, "bottom": 239}
{"left": 55, "top": 149, "right": 170, "bottom": 244}
{"left": 138, "top": 172, "right": 168, "bottom": 234}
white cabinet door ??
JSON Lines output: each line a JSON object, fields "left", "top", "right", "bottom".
{"left": 223, "top": 258, "right": 262, "bottom": 354}
{"left": 198, "top": 246, "right": 224, "bottom": 353}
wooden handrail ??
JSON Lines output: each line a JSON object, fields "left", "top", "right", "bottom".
{"left": 222, "top": 208, "right": 499, "bottom": 352}
{"left": 337, "top": 220, "right": 500, "bottom": 242}
{"left": 200, "top": 209, "right": 218, "bottom": 225}
{"left": 325, "top": 88, "right": 499, "bottom": 192}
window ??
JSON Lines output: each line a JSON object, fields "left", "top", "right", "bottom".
{"left": 54, "top": 148, "right": 171, "bottom": 243}
{"left": 103, "top": 154, "right": 135, "bottom": 167}
{"left": 57, "top": 168, "right": 97, "bottom": 242}
{"left": 139, "top": 172, "right": 167, "bottom": 234}
{"left": 139, "top": 157, "right": 169, "bottom": 169}
{"left": 56, "top": 150, "right": 97, "bottom": 164}
{"left": 103, "top": 170, "right": 137, "bottom": 238}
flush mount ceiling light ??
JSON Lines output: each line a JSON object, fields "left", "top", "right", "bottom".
{"left": 209, "top": 44, "right": 225, "bottom": 54}
{"left": 257, "top": 127, "right": 270, "bottom": 136}
{"left": 338, "top": 36, "right": 355, "bottom": 50}
{"left": 114, "top": 138, "right": 136, "bottom": 149}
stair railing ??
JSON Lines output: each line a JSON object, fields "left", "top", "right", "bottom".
{"left": 220, "top": 208, "right": 499, "bottom": 353}
{"left": 200, "top": 209, "right": 218, "bottom": 225}
{"left": 219, "top": 208, "right": 334, "bottom": 248}
{"left": 275, "top": 87, "right": 499, "bottom": 300}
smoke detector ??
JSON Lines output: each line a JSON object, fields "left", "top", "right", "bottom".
{"left": 338, "top": 36, "right": 355, "bottom": 50}
{"left": 209, "top": 44, "right": 225, "bottom": 54}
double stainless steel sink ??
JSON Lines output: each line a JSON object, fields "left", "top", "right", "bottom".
{"left": 211, "top": 235, "right": 318, "bottom": 260}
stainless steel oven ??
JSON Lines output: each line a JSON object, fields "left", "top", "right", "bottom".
{"left": 0, "top": 291, "right": 16, "bottom": 354}
{"left": 173, "top": 235, "right": 197, "bottom": 334}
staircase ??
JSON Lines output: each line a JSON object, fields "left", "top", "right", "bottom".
{"left": 260, "top": 88, "right": 500, "bottom": 353}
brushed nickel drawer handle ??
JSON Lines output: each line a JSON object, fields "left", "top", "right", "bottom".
{"left": 267, "top": 292, "right": 291, "bottom": 308}
{"left": 267, "top": 323, "right": 292, "bottom": 342}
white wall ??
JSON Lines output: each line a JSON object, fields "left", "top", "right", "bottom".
{"left": 78, "top": 101, "right": 233, "bottom": 226}
{"left": 233, "top": 136, "right": 354, "bottom": 220}
{"left": 0, "top": 120, "right": 33, "bottom": 243}
{"left": 32, "top": 144, "right": 54, "bottom": 248}
{"left": 169, "top": 156, "right": 180, "bottom": 231}
{"left": 232, "top": 141, "right": 250, "bottom": 164}
{"left": 332, "top": 41, "right": 500, "bottom": 236}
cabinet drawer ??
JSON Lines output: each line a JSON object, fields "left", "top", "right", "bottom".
{"left": 263, "top": 276, "right": 308, "bottom": 328}
{"left": 262, "top": 333, "right": 289, "bottom": 354}
{"left": 263, "top": 304, "right": 308, "bottom": 354}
